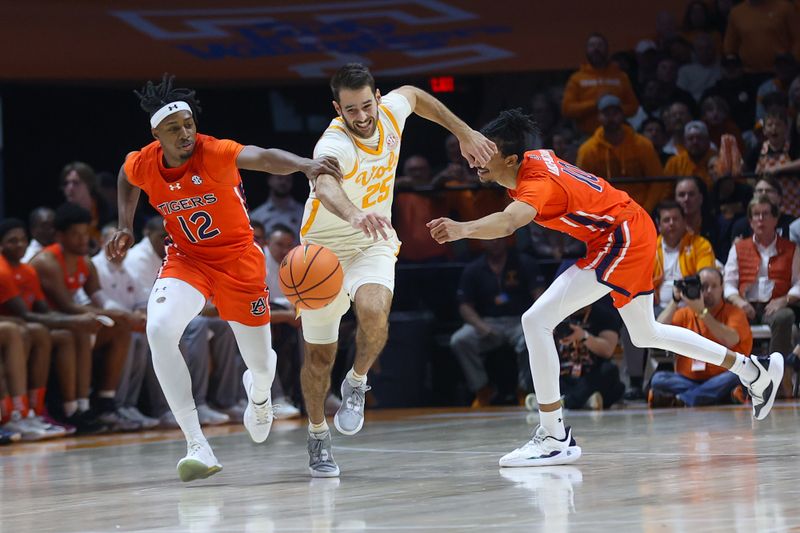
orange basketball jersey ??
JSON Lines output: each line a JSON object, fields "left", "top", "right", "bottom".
{"left": 124, "top": 134, "right": 253, "bottom": 266}
{"left": 510, "top": 150, "right": 637, "bottom": 244}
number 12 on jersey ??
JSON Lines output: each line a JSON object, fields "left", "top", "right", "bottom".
{"left": 177, "top": 211, "right": 220, "bottom": 242}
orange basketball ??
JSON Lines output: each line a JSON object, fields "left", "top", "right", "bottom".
{"left": 278, "top": 244, "right": 343, "bottom": 310}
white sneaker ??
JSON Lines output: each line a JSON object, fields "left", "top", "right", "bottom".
{"left": 119, "top": 407, "right": 160, "bottom": 429}
{"left": 524, "top": 393, "right": 538, "bottom": 411}
{"left": 243, "top": 370, "right": 274, "bottom": 443}
{"left": 499, "top": 425, "right": 582, "bottom": 467}
{"left": 197, "top": 405, "right": 230, "bottom": 426}
{"left": 585, "top": 391, "right": 603, "bottom": 411}
{"left": 25, "top": 413, "right": 68, "bottom": 439}
{"left": 3, "top": 412, "right": 49, "bottom": 441}
{"left": 177, "top": 440, "right": 222, "bottom": 482}
{"left": 745, "top": 352, "right": 784, "bottom": 420}
{"left": 273, "top": 397, "right": 301, "bottom": 419}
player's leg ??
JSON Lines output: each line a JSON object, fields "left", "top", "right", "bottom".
{"left": 23, "top": 323, "right": 51, "bottom": 415}
{"left": 50, "top": 329, "right": 77, "bottom": 414}
{"left": 0, "top": 323, "right": 48, "bottom": 440}
{"left": 146, "top": 277, "right": 220, "bottom": 481}
{"left": 334, "top": 244, "right": 397, "bottom": 436}
{"left": 300, "top": 290, "right": 350, "bottom": 477}
{"left": 227, "top": 321, "right": 277, "bottom": 443}
{"left": 618, "top": 293, "right": 782, "bottom": 420}
{"left": 500, "top": 266, "right": 610, "bottom": 467}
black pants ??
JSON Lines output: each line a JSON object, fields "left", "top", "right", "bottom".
{"left": 560, "top": 359, "right": 625, "bottom": 409}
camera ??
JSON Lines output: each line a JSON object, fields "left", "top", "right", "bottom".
{"left": 675, "top": 275, "right": 702, "bottom": 300}
{"left": 554, "top": 319, "right": 582, "bottom": 341}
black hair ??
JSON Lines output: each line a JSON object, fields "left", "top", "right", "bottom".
{"left": 654, "top": 199, "right": 685, "bottom": 221}
{"left": 28, "top": 207, "right": 54, "bottom": 229}
{"left": 480, "top": 108, "right": 539, "bottom": 160}
{"left": 269, "top": 223, "right": 294, "bottom": 236}
{"left": 135, "top": 73, "right": 202, "bottom": 124}
{"left": 0, "top": 218, "right": 26, "bottom": 241}
{"left": 54, "top": 203, "right": 92, "bottom": 232}
{"left": 640, "top": 116, "right": 666, "bottom": 134}
{"left": 683, "top": 0, "right": 713, "bottom": 31}
{"left": 60, "top": 161, "right": 98, "bottom": 192}
{"left": 330, "top": 63, "right": 375, "bottom": 102}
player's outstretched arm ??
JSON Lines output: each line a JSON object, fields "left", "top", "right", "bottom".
{"left": 315, "top": 174, "right": 392, "bottom": 241}
{"left": 108, "top": 162, "right": 140, "bottom": 260}
{"left": 427, "top": 200, "right": 536, "bottom": 243}
{"left": 393, "top": 85, "right": 496, "bottom": 168}
{"left": 236, "top": 146, "right": 342, "bottom": 183}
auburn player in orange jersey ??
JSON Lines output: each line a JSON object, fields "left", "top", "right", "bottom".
{"left": 106, "top": 74, "right": 342, "bottom": 482}
{"left": 429, "top": 110, "right": 784, "bottom": 468}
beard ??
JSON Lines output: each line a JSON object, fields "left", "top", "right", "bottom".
{"left": 343, "top": 114, "right": 378, "bottom": 139}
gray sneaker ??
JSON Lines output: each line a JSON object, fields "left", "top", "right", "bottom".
{"left": 333, "top": 379, "right": 370, "bottom": 435}
{"left": 307, "top": 431, "right": 340, "bottom": 478}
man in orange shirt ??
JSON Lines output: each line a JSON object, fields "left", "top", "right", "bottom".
{"left": 651, "top": 267, "right": 753, "bottom": 407}
{"left": 723, "top": 0, "right": 800, "bottom": 74}
{"left": 562, "top": 34, "right": 639, "bottom": 134}
{"left": 106, "top": 74, "right": 341, "bottom": 482}
{"left": 664, "top": 121, "right": 716, "bottom": 188}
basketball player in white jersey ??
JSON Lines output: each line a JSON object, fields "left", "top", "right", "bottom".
{"left": 299, "top": 63, "right": 496, "bottom": 477}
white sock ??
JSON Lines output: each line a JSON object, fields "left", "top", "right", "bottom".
{"left": 176, "top": 407, "right": 207, "bottom": 444}
{"left": 97, "top": 390, "right": 116, "bottom": 399}
{"left": 539, "top": 408, "right": 566, "bottom": 440}
{"left": 229, "top": 323, "right": 276, "bottom": 405}
{"left": 347, "top": 368, "right": 367, "bottom": 388}
{"left": 730, "top": 354, "right": 759, "bottom": 384}
{"left": 77, "top": 398, "right": 90, "bottom": 413}
{"left": 63, "top": 400, "right": 78, "bottom": 417}
{"left": 309, "top": 420, "right": 329, "bottom": 437}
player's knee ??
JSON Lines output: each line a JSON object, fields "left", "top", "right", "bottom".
{"left": 146, "top": 320, "right": 180, "bottom": 348}
{"left": 357, "top": 303, "right": 389, "bottom": 330}
{"left": 521, "top": 304, "right": 551, "bottom": 332}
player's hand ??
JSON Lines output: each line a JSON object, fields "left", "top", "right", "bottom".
{"left": 349, "top": 212, "right": 392, "bottom": 241}
{"left": 458, "top": 129, "right": 497, "bottom": 168}
{"left": 427, "top": 217, "right": 464, "bottom": 243}
{"left": 107, "top": 229, "right": 135, "bottom": 261}
{"left": 303, "top": 156, "right": 342, "bottom": 182}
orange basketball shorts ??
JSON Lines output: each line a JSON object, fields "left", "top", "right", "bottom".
{"left": 575, "top": 205, "right": 657, "bottom": 308}
{"left": 159, "top": 242, "right": 270, "bottom": 326}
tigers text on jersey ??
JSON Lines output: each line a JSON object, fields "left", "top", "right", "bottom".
{"left": 124, "top": 134, "right": 253, "bottom": 266}
{"left": 300, "top": 91, "right": 413, "bottom": 251}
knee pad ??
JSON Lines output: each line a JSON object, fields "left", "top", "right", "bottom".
{"left": 300, "top": 290, "right": 350, "bottom": 345}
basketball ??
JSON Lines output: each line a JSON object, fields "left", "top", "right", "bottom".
{"left": 278, "top": 244, "right": 343, "bottom": 310}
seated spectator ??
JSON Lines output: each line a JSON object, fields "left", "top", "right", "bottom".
{"left": 557, "top": 297, "right": 624, "bottom": 410}
{"left": 730, "top": 177, "right": 793, "bottom": 240}
{"left": 756, "top": 54, "right": 799, "bottom": 120}
{"left": 680, "top": 1, "right": 723, "bottom": 55}
{"left": 395, "top": 155, "right": 449, "bottom": 263}
{"left": 576, "top": 95, "right": 665, "bottom": 212}
{"left": 701, "top": 95, "right": 744, "bottom": 152}
{"left": 123, "top": 216, "right": 234, "bottom": 427}
{"left": 702, "top": 54, "right": 757, "bottom": 132}
{"left": 677, "top": 33, "right": 722, "bottom": 103}
{"left": 433, "top": 134, "right": 479, "bottom": 187}
{"left": 529, "top": 92, "right": 561, "bottom": 149}
{"left": 552, "top": 127, "right": 580, "bottom": 164}
{"left": 249, "top": 173, "right": 305, "bottom": 235}
{"left": 251, "top": 220, "right": 267, "bottom": 248}
{"left": 724, "top": 196, "right": 799, "bottom": 397}
{"left": 561, "top": 33, "right": 639, "bottom": 135}
{"left": 651, "top": 267, "right": 752, "bottom": 406}
{"left": 263, "top": 224, "right": 303, "bottom": 418}
{"left": 756, "top": 111, "right": 800, "bottom": 217}
{"left": 675, "top": 176, "right": 722, "bottom": 260}
{"left": 723, "top": 0, "right": 800, "bottom": 75}
{"left": 450, "top": 238, "right": 543, "bottom": 407}
{"left": 60, "top": 161, "right": 113, "bottom": 255}
{"left": 709, "top": 154, "right": 752, "bottom": 254}
{"left": 0, "top": 218, "right": 97, "bottom": 435}
{"left": 640, "top": 117, "right": 671, "bottom": 165}
{"left": 92, "top": 225, "right": 157, "bottom": 429}
{"left": 653, "top": 201, "right": 717, "bottom": 307}
{"left": 622, "top": 200, "right": 715, "bottom": 400}
{"left": 628, "top": 79, "right": 666, "bottom": 132}
{"left": 663, "top": 101, "right": 694, "bottom": 156}
{"left": 655, "top": 57, "right": 698, "bottom": 113}
{"left": 21, "top": 207, "right": 55, "bottom": 263}
{"left": 30, "top": 203, "right": 138, "bottom": 431}
{"left": 665, "top": 121, "right": 716, "bottom": 189}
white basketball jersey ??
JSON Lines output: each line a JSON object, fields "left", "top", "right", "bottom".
{"left": 301, "top": 92, "right": 412, "bottom": 252}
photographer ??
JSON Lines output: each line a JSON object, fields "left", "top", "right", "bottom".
{"left": 556, "top": 296, "right": 624, "bottom": 410}
{"left": 652, "top": 268, "right": 752, "bottom": 407}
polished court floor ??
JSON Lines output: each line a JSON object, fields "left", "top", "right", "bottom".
{"left": 1, "top": 403, "right": 799, "bottom": 532}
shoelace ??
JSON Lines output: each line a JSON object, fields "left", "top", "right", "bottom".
{"left": 309, "top": 437, "right": 330, "bottom": 463}
{"left": 253, "top": 401, "right": 277, "bottom": 425}
{"left": 345, "top": 384, "right": 371, "bottom": 413}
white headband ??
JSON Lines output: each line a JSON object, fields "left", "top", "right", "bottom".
{"left": 149, "top": 101, "right": 192, "bottom": 128}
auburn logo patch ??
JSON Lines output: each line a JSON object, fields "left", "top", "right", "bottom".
{"left": 250, "top": 296, "right": 268, "bottom": 316}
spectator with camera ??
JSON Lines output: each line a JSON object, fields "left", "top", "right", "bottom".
{"left": 651, "top": 268, "right": 752, "bottom": 407}
{"left": 556, "top": 296, "right": 625, "bottom": 410}
{"left": 724, "top": 195, "right": 800, "bottom": 397}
